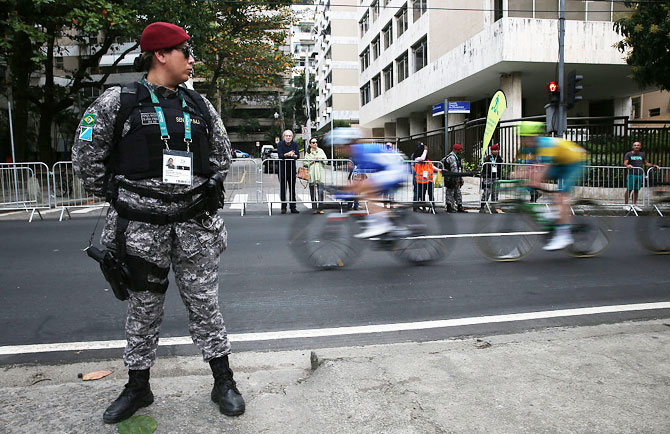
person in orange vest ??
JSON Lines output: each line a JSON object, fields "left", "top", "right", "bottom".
{"left": 413, "top": 143, "right": 440, "bottom": 212}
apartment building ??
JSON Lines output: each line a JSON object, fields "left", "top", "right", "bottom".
{"left": 357, "top": 0, "right": 637, "bottom": 137}
{"left": 631, "top": 91, "right": 670, "bottom": 121}
{"left": 313, "top": 0, "right": 360, "bottom": 132}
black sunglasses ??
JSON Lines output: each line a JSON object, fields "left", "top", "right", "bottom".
{"left": 310, "top": 140, "right": 317, "bottom": 144}
{"left": 169, "top": 45, "right": 193, "bottom": 59}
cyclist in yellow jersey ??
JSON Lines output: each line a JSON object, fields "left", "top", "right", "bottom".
{"left": 517, "top": 121, "right": 588, "bottom": 250}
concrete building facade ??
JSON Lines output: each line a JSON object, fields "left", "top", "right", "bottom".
{"left": 357, "top": 0, "right": 637, "bottom": 137}
{"left": 313, "top": 0, "right": 360, "bottom": 132}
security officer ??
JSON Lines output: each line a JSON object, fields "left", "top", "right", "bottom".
{"left": 441, "top": 143, "right": 466, "bottom": 213}
{"left": 72, "top": 22, "right": 244, "bottom": 424}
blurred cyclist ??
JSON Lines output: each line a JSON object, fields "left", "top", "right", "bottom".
{"left": 325, "top": 128, "right": 407, "bottom": 238}
{"left": 516, "top": 121, "right": 588, "bottom": 251}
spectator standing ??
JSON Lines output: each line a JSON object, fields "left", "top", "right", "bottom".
{"left": 277, "top": 130, "right": 300, "bottom": 214}
{"left": 304, "top": 138, "right": 327, "bottom": 213}
{"left": 624, "top": 141, "right": 659, "bottom": 211}
{"left": 441, "top": 143, "right": 466, "bottom": 213}
{"left": 480, "top": 143, "right": 503, "bottom": 212}
{"left": 411, "top": 143, "right": 428, "bottom": 211}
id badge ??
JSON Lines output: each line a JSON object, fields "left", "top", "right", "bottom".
{"left": 423, "top": 170, "right": 429, "bottom": 179}
{"left": 163, "top": 150, "right": 193, "bottom": 186}
{"left": 492, "top": 166, "right": 498, "bottom": 174}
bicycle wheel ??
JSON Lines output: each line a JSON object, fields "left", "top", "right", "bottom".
{"left": 567, "top": 200, "right": 611, "bottom": 258}
{"left": 637, "top": 200, "right": 670, "bottom": 254}
{"left": 474, "top": 200, "right": 541, "bottom": 261}
{"left": 388, "top": 209, "right": 454, "bottom": 265}
{"left": 288, "top": 210, "right": 365, "bottom": 269}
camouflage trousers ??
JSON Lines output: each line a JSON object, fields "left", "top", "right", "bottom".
{"left": 445, "top": 185, "right": 462, "bottom": 208}
{"left": 102, "top": 208, "right": 230, "bottom": 370}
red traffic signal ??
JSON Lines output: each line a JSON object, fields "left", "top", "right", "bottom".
{"left": 548, "top": 81, "right": 558, "bottom": 94}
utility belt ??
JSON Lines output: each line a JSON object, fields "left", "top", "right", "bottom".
{"left": 87, "top": 173, "right": 225, "bottom": 301}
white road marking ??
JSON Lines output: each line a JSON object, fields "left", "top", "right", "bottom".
{"left": 71, "top": 206, "right": 107, "bottom": 214}
{"left": 1, "top": 302, "right": 669, "bottom": 355}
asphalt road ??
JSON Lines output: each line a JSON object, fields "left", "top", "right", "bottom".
{"left": 1, "top": 212, "right": 669, "bottom": 364}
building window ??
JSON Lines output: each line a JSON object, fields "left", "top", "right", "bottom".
{"left": 325, "top": 72, "right": 332, "bottom": 84}
{"left": 631, "top": 97, "right": 641, "bottom": 119}
{"left": 360, "top": 82, "right": 371, "bottom": 106}
{"left": 325, "top": 48, "right": 332, "bottom": 60}
{"left": 360, "top": 47, "right": 370, "bottom": 71}
{"left": 396, "top": 3, "right": 408, "bottom": 38}
{"left": 412, "top": 0, "right": 427, "bottom": 22}
{"left": 412, "top": 36, "right": 427, "bottom": 72}
{"left": 359, "top": 11, "right": 369, "bottom": 36}
{"left": 494, "top": 0, "right": 503, "bottom": 21}
{"left": 382, "top": 21, "right": 393, "bottom": 49}
{"left": 372, "top": 0, "right": 380, "bottom": 22}
{"left": 372, "top": 36, "right": 381, "bottom": 60}
{"left": 372, "top": 74, "right": 382, "bottom": 98}
{"left": 383, "top": 63, "right": 394, "bottom": 90}
{"left": 55, "top": 57, "right": 64, "bottom": 70}
{"left": 649, "top": 107, "right": 661, "bottom": 117}
{"left": 396, "top": 51, "right": 409, "bottom": 83}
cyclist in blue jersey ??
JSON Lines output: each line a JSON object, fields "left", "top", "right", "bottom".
{"left": 325, "top": 128, "right": 407, "bottom": 238}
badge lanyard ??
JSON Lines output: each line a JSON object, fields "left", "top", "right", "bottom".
{"left": 141, "top": 79, "right": 192, "bottom": 152}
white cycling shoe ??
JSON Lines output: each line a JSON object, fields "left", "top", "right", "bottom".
{"left": 543, "top": 231, "right": 574, "bottom": 251}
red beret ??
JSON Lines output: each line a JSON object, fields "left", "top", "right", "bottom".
{"left": 140, "top": 22, "right": 190, "bottom": 52}
{"left": 491, "top": 144, "right": 500, "bottom": 150}
{"left": 452, "top": 144, "right": 463, "bottom": 150}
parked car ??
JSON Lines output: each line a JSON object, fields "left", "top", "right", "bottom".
{"left": 261, "top": 145, "right": 279, "bottom": 173}
{"left": 233, "top": 149, "right": 250, "bottom": 158}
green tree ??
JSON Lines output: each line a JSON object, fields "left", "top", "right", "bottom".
{"left": 0, "top": 0, "right": 295, "bottom": 163}
{"left": 282, "top": 73, "right": 317, "bottom": 132}
{"left": 193, "top": 0, "right": 296, "bottom": 116}
{"left": 614, "top": 2, "right": 670, "bottom": 90}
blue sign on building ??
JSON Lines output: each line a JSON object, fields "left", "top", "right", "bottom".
{"left": 432, "top": 101, "right": 470, "bottom": 116}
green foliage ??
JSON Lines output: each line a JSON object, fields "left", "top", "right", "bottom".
{"left": 117, "top": 415, "right": 157, "bottom": 434}
{"left": 282, "top": 73, "right": 317, "bottom": 131}
{"left": 614, "top": 2, "right": 670, "bottom": 90}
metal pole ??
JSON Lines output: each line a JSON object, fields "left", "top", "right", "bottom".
{"left": 8, "top": 100, "right": 19, "bottom": 204}
{"left": 558, "top": 0, "right": 566, "bottom": 136}
{"left": 330, "top": 114, "right": 334, "bottom": 179}
{"left": 444, "top": 98, "right": 449, "bottom": 158}
{"left": 304, "top": 52, "right": 311, "bottom": 140}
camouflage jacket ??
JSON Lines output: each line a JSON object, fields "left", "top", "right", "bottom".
{"left": 72, "top": 79, "right": 231, "bottom": 215}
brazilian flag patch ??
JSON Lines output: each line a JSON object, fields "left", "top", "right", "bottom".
{"left": 81, "top": 113, "right": 97, "bottom": 127}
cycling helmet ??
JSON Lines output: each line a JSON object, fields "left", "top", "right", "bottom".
{"left": 324, "top": 127, "right": 363, "bottom": 146}
{"left": 518, "top": 121, "right": 545, "bottom": 137}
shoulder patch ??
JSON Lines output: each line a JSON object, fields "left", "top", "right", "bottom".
{"left": 81, "top": 113, "right": 97, "bottom": 127}
{"left": 79, "top": 127, "right": 93, "bottom": 142}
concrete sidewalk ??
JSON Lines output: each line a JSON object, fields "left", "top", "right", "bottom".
{"left": 1, "top": 320, "right": 669, "bottom": 433}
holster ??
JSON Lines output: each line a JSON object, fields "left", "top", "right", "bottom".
{"left": 86, "top": 246, "right": 131, "bottom": 301}
{"left": 205, "top": 172, "right": 225, "bottom": 215}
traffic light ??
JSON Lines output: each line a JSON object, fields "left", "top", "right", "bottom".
{"left": 567, "top": 70, "right": 583, "bottom": 109}
{"left": 547, "top": 81, "right": 559, "bottom": 104}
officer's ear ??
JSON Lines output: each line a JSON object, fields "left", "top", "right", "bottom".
{"left": 153, "top": 49, "right": 170, "bottom": 66}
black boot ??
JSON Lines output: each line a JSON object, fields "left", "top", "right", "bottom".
{"left": 103, "top": 369, "right": 154, "bottom": 424}
{"left": 457, "top": 205, "right": 467, "bottom": 213}
{"left": 446, "top": 204, "right": 455, "bottom": 213}
{"left": 210, "top": 356, "right": 245, "bottom": 416}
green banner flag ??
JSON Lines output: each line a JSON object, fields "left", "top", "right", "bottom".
{"left": 481, "top": 90, "right": 507, "bottom": 162}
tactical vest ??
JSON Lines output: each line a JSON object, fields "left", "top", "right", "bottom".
{"left": 111, "top": 82, "right": 213, "bottom": 180}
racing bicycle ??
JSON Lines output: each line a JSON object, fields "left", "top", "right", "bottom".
{"left": 475, "top": 179, "right": 611, "bottom": 261}
{"left": 288, "top": 191, "right": 454, "bottom": 269}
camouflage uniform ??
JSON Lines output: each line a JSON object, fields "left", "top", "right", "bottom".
{"left": 443, "top": 151, "right": 463, "bottom": 209}
{"left": 72, "top": 81, "right": 232, "bottom": 370}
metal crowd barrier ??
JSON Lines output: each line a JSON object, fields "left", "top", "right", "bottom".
{"left": 223, "top": 158, "right": 259, "bottom": 216}
{"left": 52, "top": 161, "right": 106, "bottom": 221}
{"left": 0, "top": 162, "right": 51, "bottom": 221}
{"left": 260, "top": 158, "right": 353, "bottom": 215}
{"left": 258, "top": 158, "right": 449, "bottom": 215}
{"left": 479, "top": 161, "right": 648, "bottom": 210}
{"left": 645, "top": 166, "right": 670, "bottom": 208}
